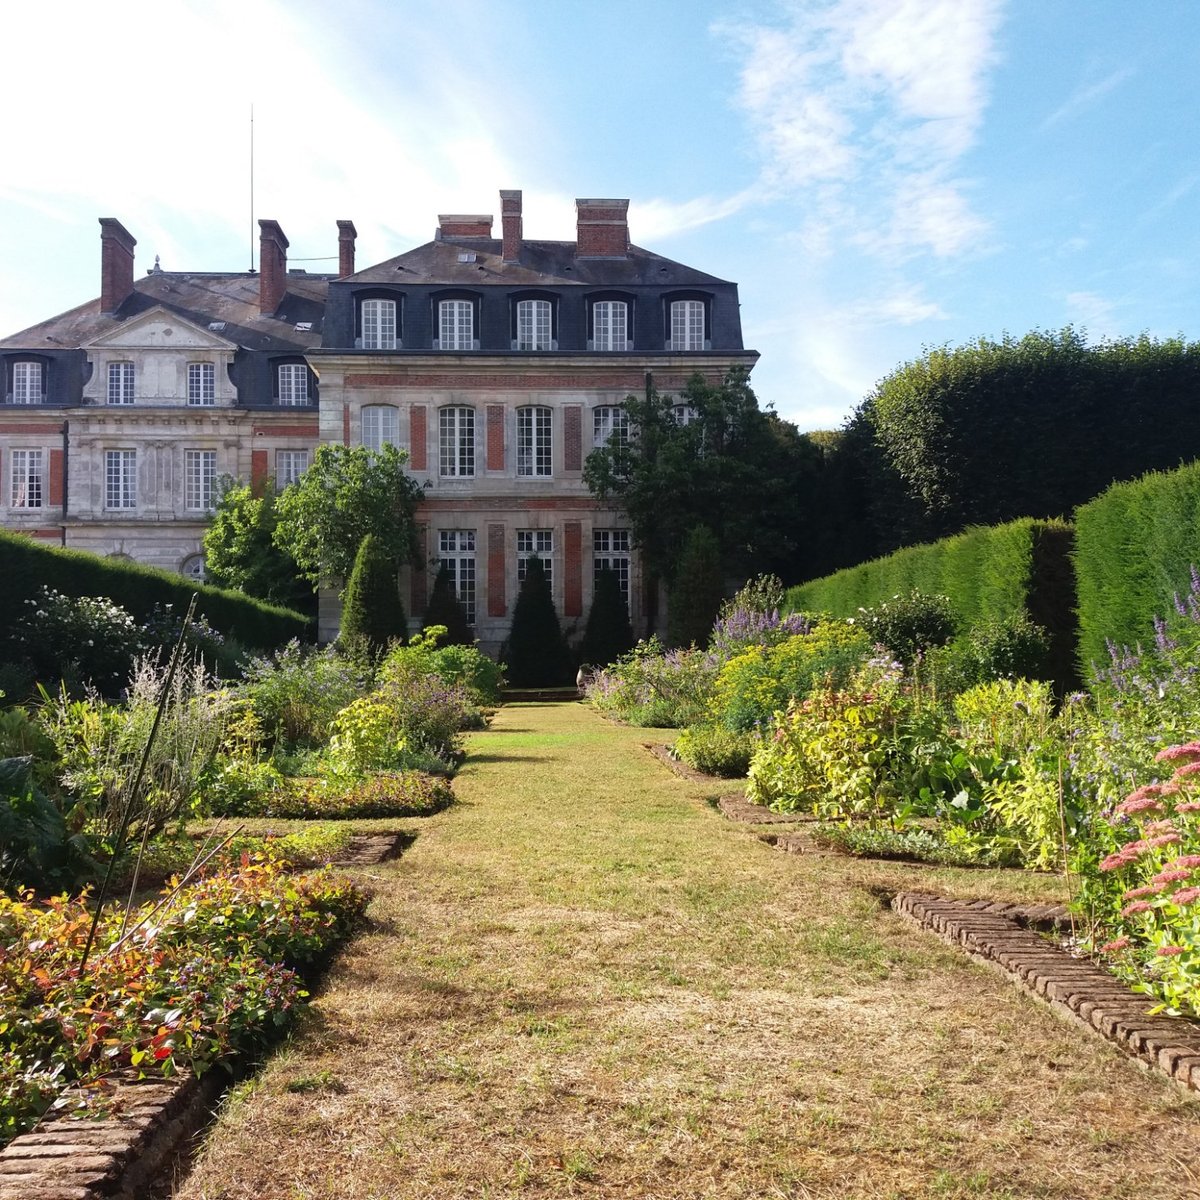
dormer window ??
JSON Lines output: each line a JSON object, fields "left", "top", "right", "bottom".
{"left": 107, "top": 362, "right": 135, "bottom": 405}
{"left": 361, "top": 298, "right": 397, "bottom": 350}
{"left": 187, "top": 362, "right": 215, "bottom": 406}
{"left": 10, "top": 360, "right": 44, "bottom": 405}
{"left": 515, "top": 299, "right": 553, "bottom": 351}
{"left": 439, "top": 299, "right": 475, "bottom": 350}
{"left": 669, "top": 299, "right": 707, "bottom": 351}
{"left": 588, "top": 297, "right": 632, "bottom": 351}
{"left": 277, "top": 362, "right": 311, "bottom": 405}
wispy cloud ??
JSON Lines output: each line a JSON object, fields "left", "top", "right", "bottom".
{"left": 1041, "top": 65, "right": 1135, "bottom": 129}
{"left": 1065, "top": 290, "right": 1118, "bottom": 338}
{"left": 720, "top": 0, "right": 1004, "bottom": 261}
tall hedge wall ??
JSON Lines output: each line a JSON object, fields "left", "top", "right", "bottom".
{"left": 1074, "top": 461, "right": 1200, "bottom": 672}
{"left": 0, "top": 531, "right": 310, "bottom": 649}
{"left": 786, "top": 518, "right": 1078, "bottom": 689}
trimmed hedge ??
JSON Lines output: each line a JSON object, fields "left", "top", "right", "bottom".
{"left": 0, "top": 530, "right": 309, "bottom": 649}
{"left": 1074, "top": 460, "right": 1200, "bottom": 672}
{"left": 786, "top": 518, "right": 1078, "bottom": 690}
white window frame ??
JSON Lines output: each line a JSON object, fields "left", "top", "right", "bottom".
{"left": 516, "top": 299, "right": 552, "bottom": 351}
{"left": 438, "top": 299, "right": 475, "bottom": 350}
{"left": 592, "top": 300, "right": 629, "bottom": 351}
{"left": 105, "top": 449, "right": 137, "bottom": 510}
{"left": 275, "top": 449, "right": 309, "bottom": 489}
{"left": 516, "top": 406, "right": 553, "bottom": 477}
{"left": 187, "top": 362, "right": 215, "bottom": 406}
{"left": 361, "top": 404, "right": 400, "bottom": 452}
{"left": 670, "top": 299, "right": 706, "bottom": 351}
{"left": 592, "top": 405, "right": 628, "bottom": 448}
{"left": 361, "top": 298, "right": 397, "bottom": 350}
{"left": 181, "top": 553, "right": 206, "bottom": 581}
{"left": 107, "top": 361, "right": 135, "bottom": 405}
{"left": 185, "top": 449, "right": 217, "bottom": 511}
{"left": 438, "top": 529, "right": 477, "bottom": 624}
{"left": 517, "top": 529, "right": 554, "bottom": 590}
{"left": 439, "top": 406, "right": 475, "bottom": 477}
{"left": 11, "top": 361, "right": 43, "bottom": 405}
{"left": 594, "top": 529, "right": 631, "bottom": 604}
{"left": 277, "top": 363, "right": 309, "bottom": 405}
{"left": 10, "top": 448, "right": 44, "bottom": 509}
{"left": 672, "top": 403, "right": 699, "bottom": 426}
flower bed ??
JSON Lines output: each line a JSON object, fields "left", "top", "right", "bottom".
{"left": 0, "top": 858, "right": 369, "bottom": 1147}
{"left": 232, "top": 770, "right": 454, "bottom": 820}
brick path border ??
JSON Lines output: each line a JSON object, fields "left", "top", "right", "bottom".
{"left": 893, "top": 891, "right": 1200, "bottom": 1092}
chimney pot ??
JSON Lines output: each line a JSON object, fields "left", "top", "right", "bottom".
{"left": 337, "top": 220, "right": 358, "bottom": 278}
{"left": 575, "top": 198, "right": 630, "bottom": 258}
{"left": 500, "top": 190, "right": 523, "bottom": 263}
{"left": 99, "top": 218, "right": 137, "bottom": 313}
{"left": 258, "top": 219, "right": 289, "bottom": 314}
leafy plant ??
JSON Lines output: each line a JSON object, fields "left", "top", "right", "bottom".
{"left": 0, "top": 757, "right": 95, "bottom": 893}
{"left": 584, "top": 637, "right": 719, "bottom": 728}
{"left": 673, "top": 725, "right": 754, "bottom": 778}
{"left": 854, "top": 590, "right": 956, "bottom": 667}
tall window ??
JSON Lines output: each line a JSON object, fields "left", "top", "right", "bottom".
{"left": 9, "top": 449, "right": 43, "bottom": 508}
{"left": 187, "top": 362, "right": 215, "bottom": 406}
{"left": 439, "top": 299, "right": 474, "bottom": 350}
{"left": 439, "top": 406, "right": 475, "bottom": 477}
{"left": 276, "top": 449, "right": 309, "bottom": 488}
{"left": 517, "top": 529, "right": 553, "bottom": 589}
{"left": 438, "top": 530, "right": 477, "bottom": 624}
{"left": 361, "top": 299, "right": 397, "bottom": 350}
{"left": 277, "top": 363, "right": 309, "bottom": 405}
{"left": 593, "top": 405, "right": 628, "bottom": 448}
{"left": 593, "top": 301, "right": 628, "bottom": 351}
{"left": 517, "top": 406, "right": 552, "bottom": 477}
{"left": 672, "top": 403, "right": 698, "bottom": 426}
{"left": 105, "top": 450, "right": 137, "bottom": 509}
{"left": 361, "top": 404, "right": 400, "bottom": 452}
{"left": 670, "top": 299, "right": 706, "bottom": 351}
{"left": 516, "top": 299, "right": 552, "bottom": 350}
{"left": 594, "top": 529, "right": 631, "bottom": 604}
{"left": 11, "top": 361, "right": 43, "bottom": 404}
{"left": 185, "top": 450, "right": 217, "bottom": 511}
{"left": 107, "top": 362, "right": 135, "bottom": 405}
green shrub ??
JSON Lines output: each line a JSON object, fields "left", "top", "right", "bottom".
{"left": 264, "top": 770, "right": 453, "bottom": 819}
{"left": 673, "top": 725, "right": 754, "bottom": 777}
{"left": 0, "top": 757, "right": 96, "bottom": 894}
{"left": 579, "top": 568, "right": 635, "bottom": 669}
{"left": 426, "top": 640, "right": 505, "bottom": 706}
{"left": 810, "top": 823, "right": 1020, "bottom": 868}
{"left": 667, "top": 526, "right": 724, "bottom": 648}
{"left": 584, "top": 638, "right": 718, "bottom": 728}
{"left": 854, "top": 589, "right": 956, "bottom": 666}
{"left": 338, "top": 534, "right": 407, "bottom": 662}
{"left": 504, "top": 557, "right": 573, "bottom": 687}
{"left": 422, "top": 564, "right": 474, "bottom": 646}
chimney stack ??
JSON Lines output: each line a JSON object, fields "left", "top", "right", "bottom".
{"left": 437, "top": 214, "right": 493, "bottom": 240}
{"left": 337, "top": 220, "right": 358, "bottom": 278}
{"left": 500, "top": 190, "right": 523, "bottom": 262}
{"left": 258, "top": 219, "right": 289, "bottom": 315}
{"left": 575, "top": 199, "right": 629, "bottom": 258}
{"left": 99, "top": 218, "right": 137, "bottom": 313}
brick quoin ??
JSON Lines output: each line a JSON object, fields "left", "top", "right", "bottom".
{"left": 411, "top": 524, "right": 428, "bottom": 613}
{"left": 250, "top": 450, "right": 269, "bottom": 495}
{"left": 252, "top": 423, "right": 318, "bottom": 438}
{"left": 564, "top": 521, "right": 583, "bottom": 617}
{"left": 48, "top": 450, "right": 64, "bottom": 506}
{"left": 488, "top": 523, "right": 506, "bottom": 616}
{"left": 409, "top": 406, "right": 428, "bottom": 471}
{"left": 563, "top": 406, "right": 582, "bottom": 472}
{"left": 342, "top": 403, "right": 351, "bottom": 446}
{"left": 487, "top": 405, "right": 505, "bottom": 471}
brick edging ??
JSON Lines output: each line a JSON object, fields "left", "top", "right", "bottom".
{"left": 892, "top": 891, "right": 1200, "bottom": 1092}
{"left": 0, "top": 1068, "right": 228, "bottom": 1200}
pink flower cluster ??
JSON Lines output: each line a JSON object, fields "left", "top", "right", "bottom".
{"left": 1154, "top": 741, "right": 1200, "bottom": 764}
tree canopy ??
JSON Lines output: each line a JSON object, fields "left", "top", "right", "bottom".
{"left": 273, "top": 444, "right": 424, "bottom": 589}
{"left": 583, "top": 368, "right": 824, "bottom": 590}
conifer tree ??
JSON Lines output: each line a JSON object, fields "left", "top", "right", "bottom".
{"left": 504, "top": 557, "right": 573, "bottom": 686}
{"left": 422, "top": 563, "right": 474, "bottom": 646}
{"left": 339, "top": 534, "right": 407, "bottom": 661}
{"left": 579, "top": 568, "right": 634, "bottom": 668}
{"left": 666, "top": 526, "right": 724, "bottom": 648}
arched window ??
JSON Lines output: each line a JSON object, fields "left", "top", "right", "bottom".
{"left": 515, "top": 298, "right": 553, "bottom": 350}
{"left": 181, "top": 553, "right": 206, "bottom": 581}
{"left": 360, "top": 298, "right": 398, "bottom": 350}
{"left": 361, "top": 404, "right": 400, "bottom": 451}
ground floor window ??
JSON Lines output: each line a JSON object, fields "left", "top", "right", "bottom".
{"left": 9, "top": 448, "right": 43, "bottom": 508}
{"left": 593, "top": 529, "right": 631, "bottom": 604}
{"left": 276, "top": 449, "right": 309, "bottom": 488}
{"left": 517, "top": 529, "right": 553, "bottom": 590}
{"left": 438, "top": 529, "right": 477, "bottom": 624}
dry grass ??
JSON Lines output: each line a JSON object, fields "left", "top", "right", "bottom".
{"left": 176, "top": 703, "right": 1200, "bottom": 1199}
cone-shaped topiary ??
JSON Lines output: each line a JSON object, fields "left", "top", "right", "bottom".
{"left": 504, "top": 556, "right": 573, "bottom": 686}
{"left": 667, "top": 525, "right": 724, "bottom": 648}
{"left": 422, "top": 563, "right": 474, "bottom": 646}
{"left": 339, "top": 534, "right": 407, "bottom": 661}
{"left": 579, "top": 568, "right": 634, "bottom": 669}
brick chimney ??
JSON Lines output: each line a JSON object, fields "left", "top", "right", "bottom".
{"left": 99, "top": 218, "right": 136, "bottom": 313}
{"left": 500, "top": 190, "right": 523, "bottom": 262}
{"left": 575, "top": 199, "right": 629, "bottom": 258}
{"left": 437, "top": 214, "right": 493, "bottom": 239}
{"left": 258, "top": 219, "right": 289, "bottom": 315}
{"left": 337, "top": 220, "right": 357, "bottom": 277}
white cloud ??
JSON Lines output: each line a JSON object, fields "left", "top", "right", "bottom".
{"left": 1064, "top": 290, "right": 1118, "bottom": 338}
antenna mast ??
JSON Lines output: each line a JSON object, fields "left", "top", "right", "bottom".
{"left": 249, "top": 103, "right": 255, "bottom": 271}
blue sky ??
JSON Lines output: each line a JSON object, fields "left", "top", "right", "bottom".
{"left": 2, "top": 0, "right": 1197, "bottom": 430}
